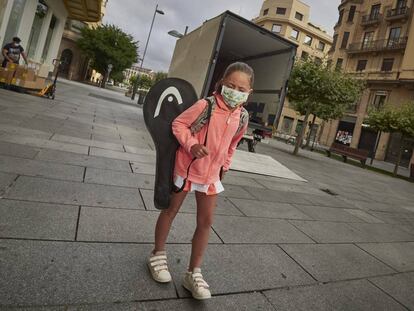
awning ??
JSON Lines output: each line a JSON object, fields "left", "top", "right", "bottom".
{"left": 63, "top": 0, "right": 102, "bottom": 22}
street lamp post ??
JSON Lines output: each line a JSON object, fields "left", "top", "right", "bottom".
{"left": 167, "top": 26, "right": 189, "bottom": 39}
{"left": 131, "top": 4, "right": 164, "bottom": 100}
{"left": 106, "top": 63, "right": 113, "bottom": 88}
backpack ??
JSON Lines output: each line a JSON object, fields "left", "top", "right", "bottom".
{"left": 190, "top": 95, "right": 249, "bottom": 136}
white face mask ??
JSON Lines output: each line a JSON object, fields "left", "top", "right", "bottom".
{"left": 221, "top": 85, "right": 250, "bottom": 108}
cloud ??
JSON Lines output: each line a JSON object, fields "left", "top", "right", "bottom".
{"left": 103, "top": 0, "right": 340, "bottom": 72}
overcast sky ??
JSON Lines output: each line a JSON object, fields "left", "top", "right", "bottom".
{"left": 103, "top": 0, "right": 341, "bottom": 72}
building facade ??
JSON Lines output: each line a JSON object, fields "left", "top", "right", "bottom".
{"left": 56, "top": 1, "right": 107, "bottom": 81}
{"left": 0, "top": 0, "right": 102, "bottom": 77}
{"left": 254, "top": 0, "right": 333, "bottom": 142}
{"left": 123, "top": 63, "right": 154, "bottom": 84}
{"left": 319, "top": 0, "right": 414, "bottom": 168}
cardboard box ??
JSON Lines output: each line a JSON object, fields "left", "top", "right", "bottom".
{"left": 0, "top": 70, "right": 14, "bottom": 84}
{"left": 35, "top": 77, "right": 46, "bottom": 89}
{"left": 6, "top": 62, "right": 18, "bottom": 71}
{"left": 14, "top": 68, "right": 35, "bottom": 81}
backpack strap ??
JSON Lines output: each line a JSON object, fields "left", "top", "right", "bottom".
{"left": 236, "top": 107, "right": 249, "bottom": 136}
{"left": 190, "top": 96, "right": 216, "bottom": 134}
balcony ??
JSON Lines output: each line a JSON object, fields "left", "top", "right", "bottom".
{"left": 347, "top": 37, "right": 408, "bottom": 54}
{"left": 349, "top": 71, "right": 400, "bottom": 81}
{"left": 361, "top": 13, "right": 382, "bottom": 26}
{"left": 386, "top": 6, "right": 411, "bottom": 21}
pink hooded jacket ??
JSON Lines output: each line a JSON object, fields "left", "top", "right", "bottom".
{"left": 172, "top": 93, "right": 248, "bottom": 185}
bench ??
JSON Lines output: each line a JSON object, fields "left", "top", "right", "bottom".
{"left": 326, "top": 143, "right": 369, "bottom": 167}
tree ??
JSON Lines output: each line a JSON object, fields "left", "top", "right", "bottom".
{"left": 153, "top": 71, "right": 168, "bottom": 84}
{"left": 287, "top": 57, "right": 364, "bottom": 155}
{"left": 77, "top": 24, "right": 138, "bottom": 88}
{"left": 366, "top": 102, "right": 414, "bottom": 175}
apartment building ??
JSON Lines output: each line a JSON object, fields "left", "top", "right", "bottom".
{"left": 319, "top": 0, "right": 414, "bottom": 168}
{"left": 254, "top": 0, "right": 333, "bottom": 141}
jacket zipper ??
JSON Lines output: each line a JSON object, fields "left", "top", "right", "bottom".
{"left": 204, "top": 109, "right": 233, "bottom": 183}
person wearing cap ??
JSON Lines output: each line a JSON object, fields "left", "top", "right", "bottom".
{"left": 2, "top": 37, "right": 28, "bottom": 67}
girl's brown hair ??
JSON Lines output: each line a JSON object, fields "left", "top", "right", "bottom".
{"left": 215, "top": 62, "right": 255, "bottom": 92}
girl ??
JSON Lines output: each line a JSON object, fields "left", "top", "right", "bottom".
{"left": 147, "top": 62, "right": 254, "bottom": 300}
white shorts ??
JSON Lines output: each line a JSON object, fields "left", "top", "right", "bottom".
{"left": 174, "top": 175, "right": 224, "bottom": 195}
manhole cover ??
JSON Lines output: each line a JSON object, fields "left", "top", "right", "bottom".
{"left": 320, "top": 188, "right": 338, "bottom": 196}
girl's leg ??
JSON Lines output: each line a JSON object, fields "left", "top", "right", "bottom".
{"left": 188, "top": 191, "right": 218, "bottom": 271}
{"left": 153, "top": 191, "right": 188, "bottom": 253}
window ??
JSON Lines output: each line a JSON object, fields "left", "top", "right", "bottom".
{"left": 396, "top": 0, "right": 406, "bottom": 9}
{"left": 290, "top": 29, "right": 299, "bottom": 40}
{"left": 356, "top": 59, "right": 367, "bottom": 71}
{"left": 388, "top": 27, "right": 401, "bottom": 47}
{"left": 315, "top": 57, "right": 322, "bottom": 65}
{"left": 276, "top": 7, "right": 286, "bottom": 15}
{"left": 281, "top": 117, "right": 294, "bottom": 134}
{"left": 301, "top": 51, "right": 309, "bottom": 60}
{"left": 295, "top": 12, "right": 304, "bottom": 21}
{"left": 317, "top": 41, "right": 326, "bottom": 51}
{"left": 331, "top": 34, "right": 338, "bottom": 51}
{"left": 41, "top": 15, "right": 58, "bottom": 63}
{"left": 263, "top": 8, "right": 269, "bottom": 15}
{"left": 381, "top": 58, "right": 394, "bottom": 71}
{"left": 372, "top": 93, "right": 387, "bottom": 110}
{"left": 272, "top": 24, "right": 282, "bottom": 33}
{"left": 336, "top": 58, "right": 343, "bottom": 70}
{"left": 338, "top": 9, "right": 344, "bottom": 24}
{"left": 304, "top": 35, "right": 313, "bottom": 46}
{"left": 341, "top": 32, "right": 350, "bottom": 49}
{"left": 2, "top": 0, "right": 27, "bottom": 47}
{"left": 27, "top": 1, "right": 49, "bottom": 58}
{"left": 362, "top": 31, "right": 374, "bottom": 49}
{"left": 348, "top": 5, "right": 356, "bottom": 22}
{"left": 370, "top": 4, "right": 381, "bottom": 18}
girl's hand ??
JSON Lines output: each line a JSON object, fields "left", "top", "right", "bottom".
{"left": 190, "top": 144, "right": 209, "bottom": 159}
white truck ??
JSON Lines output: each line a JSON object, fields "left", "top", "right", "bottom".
{"left": 168, "top": 10, "right": 297, "bottom": 129}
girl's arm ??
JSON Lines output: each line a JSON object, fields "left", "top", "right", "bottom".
{"left": 172, "top": 99, "right": 207, "bottom": 154}
{"left": 223, "top": 122, "right": 248, "bottom": 171}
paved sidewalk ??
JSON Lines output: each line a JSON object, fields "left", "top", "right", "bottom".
{"left": 0, "top": 80, "right": 413, "bottom": 310}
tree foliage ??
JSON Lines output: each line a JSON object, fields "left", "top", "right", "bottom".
{"left": 366, "top": 102, "right": 414, "bottom": 175}
{"left": 77, "top": 24, "right": 138, "bottom": 83}
{"left": 287, "top": 57, "right": 364, "bottom": 154}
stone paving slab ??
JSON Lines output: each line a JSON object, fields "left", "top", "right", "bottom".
{"left": 357, "top": 242, "right": 414, "bottom": 272}
{"left": 254, "top": 179, "right": 323, "bottom": 195}
{"left": 219, "top": 184, "right": 253, "bottom": 200}
{"left": 35, "top": 149, "right": 131, "bottom": 172}
{"left": 169, "top": 244, "right": 316, "bottom": 298}
{"left": 140, "top": 189, "right": 244, "bottom": 216}
{"left": 130, "top": 161, "right": 156, "bottom": 175}
{"left": 367, "top": 211, "right": 414, "bottom": 224}
{"left": 304, "top": 194, "right": 350, "bottom": 209}
{"left": 292, "top": 205, "right": 368, "bottom": 223}
{"left": 0, "top": 155, "right": 85, "bottom": 182}
{"left": 0, "top": 199, "right": 78, "bottom": 240}
{"left": 212, "top": 215, "right": 314, "bottom": 243}
{"left": 369, "top": 272, "right": 414, "bottom": 310}
{"left": 243, "top": 187, "right": 311, "bottom": 204}
{"left": 0, "top": 172, "right": 17, "bottom": 194}
{"left": 0, "top": 240, "right": 176, "bottom": 307}
{"left": 89, "top": 147, "right": 155, "bottom": 164}
{"left": 16, "top": 293, "right": 276, "bottom": 310}
{"left": 0, "top": 134, "right": 88, "bottom": 155}
{"left": 52, "top": 134, "right": 125, "bottom": 151}
{"left": 0, "top": 141, "right": 40, "bottom": 159}
{"left": 0, "top": 124, "right": 53, "bottom": 139}
{"left": 5, "top": 176, "right": 143, "bottom": 209}
{"left": 229, "top": 198, "right": 311, "bottom": 220}
{"left": 344, "top": 209, "right": 385, "bottom": 224}
{"left": 54, "top": 128, "right": 92, "bottom": 140}
{"left": 289, "top": 220, "right": 369, "bottom": 243}
{"left": 279, "top": 244, "right": 396, "bottom": 282}
{"left": 263, "top": 279, "right": 407, "bottom": 311}
{"left": 77, "top": 206, "right": 222, "bottom": 243}
{"left": 351, "top": 201, "right": 410, "bottom": 213}
{"left": 347, "top": 222, "right": 414, "bottom": 242}
{"left": 84, "top": 167, "right": 154, "bottom": 189}
{"left": 221, "top": 174, "right": 265, "bottom": 188}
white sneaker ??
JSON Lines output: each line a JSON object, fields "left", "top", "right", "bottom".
{"left": 147, "top": 250, "right": 172, "bottom": 283}
{"left": 182, "top": 267, "right": 211, "bottom": 300}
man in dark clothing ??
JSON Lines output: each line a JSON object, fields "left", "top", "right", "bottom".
{"left": 2, "top": 37, "right": 28, "bottom": 68}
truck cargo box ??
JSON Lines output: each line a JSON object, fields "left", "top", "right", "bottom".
{"left": 168, "top": 11, "right": 297, "bottom": 127}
